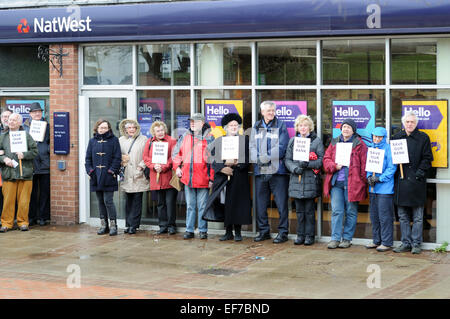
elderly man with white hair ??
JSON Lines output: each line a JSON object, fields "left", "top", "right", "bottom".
{"left": 0, "top": 112, "right": 38, "bottom": 232}
{"left": 392, "top": 111, "right": 433, "bottom": 254}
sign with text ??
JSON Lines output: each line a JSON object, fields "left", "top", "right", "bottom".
{"left": 365, "top": 147, "right": 385, "bottom": 174}
{"left": 151, "top": 142, "right": 168, "bottom": 165}
{"left": 221, "top": 136, "right": 239, "bottom": 160}
{"left": 205, "top": 99, "right": 243, "bottom": 138}
{"left": 6, "top": 100, "right": 45, "bottom": 124}
{"left": 29, "top": 120, "right": 47, "bottom": 142}
{"left": 53, "top": 112, "right": 70, "bottom": 155}
{"left": 9, "top": 131, "right": 28, "bottom": 153}
{"left": 293, "top": 137, "right": 311, "bottom": 162}
{"left": 390, "top": 139, "right": 409, "bottom": 164}
{"left": 335, "top": 142, "right": 352, "bottom": 167}
{"left": 272, "top": 101, "right": 307, "bottom": 138}
{"left": 402, "top": 100, "right": 448, "bottom": 168}
{"left": 332, "top": 100, "right": 375, "bottom": 146}
{"left": 138, "top": 98, "right": 165, "bottom": 138}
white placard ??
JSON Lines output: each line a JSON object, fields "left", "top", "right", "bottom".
{"left": 221, "top": 136, "right": 239, "bottom": 160}
{"left": 365, "top": 147, "right": 385, "bottom": 174}
{"left": 151, "top": 142, "right": 168, "bottom": 164}
{"left": 29, "top": 120, "right": 47, "bottom": 142}
{"left": 293, "top": 137, "right": 311, "bottom": 162}
{"left": 335, "top": 142, "right": 353, "bottom": 167}
{"left": 9, "top": 131, "right": 28, "bottom": 153}
{"left": 390, "top": 139, "right": 409, "bottom": 164}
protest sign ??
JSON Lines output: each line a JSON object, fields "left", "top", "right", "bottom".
{"left": 365, "top": 147, "right": 385, "bottom": 174}
{"left": 29, "top": 120, "right": 47, "bottom": 142}
{"left": 10, "top": 131, "right": 28, "bottom": 153}
{"left": 390, "top": 139, "right": 409, "bottom": 164}
{"left": 293, "top": 137, "right": 311, "bottom": 162}
{"left": 221, "top": 136, "right": 239, "bottom": 160}
{"left": 335, "top": 142, "right": 352, "bottom": 167}
{"left": 151, "top": 142, "right": 169, "bottom": 165}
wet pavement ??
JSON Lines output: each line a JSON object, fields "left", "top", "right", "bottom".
{"left": 0, "top": 224, "right": 449, "bottom": 299}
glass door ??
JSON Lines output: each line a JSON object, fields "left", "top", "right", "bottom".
{"left": 79, "top": 91, "right": 135, "bottom": 225}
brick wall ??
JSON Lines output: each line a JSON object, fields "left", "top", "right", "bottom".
{"left": 49, "top": 44, "right": 79, "bottom": 225}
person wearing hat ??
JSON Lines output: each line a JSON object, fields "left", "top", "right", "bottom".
{"left": 323, "top": 118, "right": 368, "bottom": 249}
{"left": 205, "top": 113, "right": 251, "bottom": 241}
{"left": 172, "top": 113, "right": 214, "bottom": 240}
{"left": 24, "top": 102, "right": 51, "bottom": 226}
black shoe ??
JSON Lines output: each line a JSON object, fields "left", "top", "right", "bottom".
{"left": 183, "top": 232, "right": 194, "bottom": 239}
{"left": 219, "top": 232, "right": 234, "bottom": 241}
{"left": 128, "top": 227, "right": 136, "bottom": 235}
{"left": 200, "top": 232, "right": 208, "bottom": 239}
{"left": 109, "top": 220, "right": 118, "bottom": 236}
{"left": 124, "top": 227, "right": 130, "bottom": 234}
{"left": 97, "top": 220, "right": 109, "bottom": 235}
{"left": 168, "top": 227, "right": 176, "bottom": 235}
{"left": 254, "top": 233, "right": 271, "bottom": 242}
{"left": 294, "top": 236, "right": 305, "bottom": 245}
{"left": 29, "top": 220, "right": 37, "bottom": 226}
{"left": 158, "top": 228, "right": 168, "bottom": 234}
{"left": 39, "top": 220, "right": 46, "bottom": 226}
{"left": 304, "top": 236, "right": 314, "bottom": 246}
{"left": 273, "top": 234, "right": 288, "bottom": 244}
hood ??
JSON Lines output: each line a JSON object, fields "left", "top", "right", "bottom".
{"left": 119, "top": 119, "right": 141, "bottom": 138}
{"left": 371, "top": 126, "right": 387, "bottom": 148}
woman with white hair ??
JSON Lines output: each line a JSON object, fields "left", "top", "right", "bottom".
{"left": 392, "top": 111, "right": 433, "bottom": 254}
{"left": 285, "top": 115, "right": 324, "bottom": 245}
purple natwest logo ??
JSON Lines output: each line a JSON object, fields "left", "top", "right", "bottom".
{"left": 403, "top": 105, "right": 442, "bottom": 129}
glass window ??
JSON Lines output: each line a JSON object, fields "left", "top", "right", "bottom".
{"left": 196, "top": 43, "right": 251, "bottom": 86}
{"left": 258, "top": 41, "right": 316, "bottom": 85}
{"left": 322, "top": 39, "right": 385, "bottom": 85}
{"left": 0, "top": 46, "right": 49, "bottom": 87}
{"left": 0, "top": 96, "right": 50, "bottom": 123}
{"left": 83, "top": 46, "right": 132, "bottom": 85}
{"left": 138, "top": 44, "right": 190, "bottom": 86}
{"left": 391, "top": 38, "right": 440, "bottom": 85}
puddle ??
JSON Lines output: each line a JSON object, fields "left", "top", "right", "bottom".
{"left": 198, "top": 267, "right": 242, "bottom": 276}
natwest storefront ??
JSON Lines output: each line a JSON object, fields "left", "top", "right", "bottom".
{"left": 2, "top": 0, "right": 450, "bottom": 249}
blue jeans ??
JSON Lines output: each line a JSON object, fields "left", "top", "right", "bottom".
{"left": 184, "top": 186, "right": 209, "bottom": 233}
{"left": 255, "top": 174, "right": 289, "bottom": 236}
{"left": 369, "top": 193, "right": 394, "bottom": 247}
{"left": 330, "top": 181, "right": 358, "bottom": 241}
{"left": 397, "top": 205, "right": 424, "bottom": 247}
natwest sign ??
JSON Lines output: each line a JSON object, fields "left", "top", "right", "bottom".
{"left": 33, "top": 16, "right": 92, "bottom": 33}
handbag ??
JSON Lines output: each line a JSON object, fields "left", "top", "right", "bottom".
{"left": 169, "top": 170, "right": 182, "bottom": 191}
{"left": 119, "top": 137, "right": 137, "bottom": 181}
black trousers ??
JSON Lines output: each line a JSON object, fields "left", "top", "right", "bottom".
{"left": 125, "top": 192, "right": 143, "bottom": 229}
{"left": 294, "top": 198, "right": 316, "bottom": 237}
{"left": 156, "top": 188, "right": 178, "bottom": 230}
{"left": 28, "top": 174, "right": 51, "bottom": 222}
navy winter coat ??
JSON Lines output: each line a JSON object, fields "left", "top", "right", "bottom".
{"left": 85, "top": 130, "right": 122, "bottom": 192}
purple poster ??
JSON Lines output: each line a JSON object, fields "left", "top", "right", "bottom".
{"left": 6, "top": 100, "right": 45, "bottom": 123}
{"left": 138, "top": 98, "right": 164, "bottom": 138}
{"left": 272, "top": 101, "right": 307, "bottom": 138}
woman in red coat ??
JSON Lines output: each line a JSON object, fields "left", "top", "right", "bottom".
{"left": 143, "top": 121, "right": 178, "bottom": 235}
{"left": 323, "top": 119, "right": 367, "bottom": 249}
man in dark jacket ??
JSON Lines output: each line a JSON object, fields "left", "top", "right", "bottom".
{"left": 392, "top": 111, "right": 433, "bottom": 254}
{"left": 250, "top": 101, "right": 290, "bottom": 243}
{"left": 24, "top": 102, "right": 51, "bottom": 226}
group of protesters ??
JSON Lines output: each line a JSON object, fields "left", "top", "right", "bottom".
{"left": 0, "top": 103, "right": 51, "bottom": 233}
{"left": 85, "top": 100, "right": 433, "bottom": 255}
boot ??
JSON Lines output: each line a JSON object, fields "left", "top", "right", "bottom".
{"left": 109, "top": 219, "right": 118, "bottom": 236}
{"left": 219, "top": 225, "right": 234, "bottom": 241}
{"left": 97, "top": 219, "right": 109, "bottom": 235}
{"left": 234, "top": 225, "right": 242, "bottom": 242}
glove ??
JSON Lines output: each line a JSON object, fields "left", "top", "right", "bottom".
{"left": 221, "top": 166, "right": 234, "bottom": 176}
{"left": 368, "top": 176, "right": 380, "bottom": 186}
{"left": 299, "top": 161, "right": 308, "bottom": 168}
{"left": 294, "top": 167, "right": 303, "bottom": 175}
{"left": 415, "top": 169, "right": 426, "bottom": 181}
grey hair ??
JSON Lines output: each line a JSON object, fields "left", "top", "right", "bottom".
{"left": 1, "top": 109, "right": 12, "bottom": 116}
{"left": 224, "top": 123, "right": 242, "bottom": 133}
{"left": 124, "top": 121, "right": 137, "bottom": 129}
{"left": 401, "top": 111, "right": 418, "bottom": 126}
{"left": 260, "top": 101, "right": 276, "bottom": 112}
{"left": 9, "top": 112, "right": 22, "bottom": 123}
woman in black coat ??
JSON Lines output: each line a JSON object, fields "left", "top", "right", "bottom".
{"left": 85, "top": 119, "right": 122, "bottom": 236}
{"left": 205, "top": 113, "right": 252, "bottom": 242}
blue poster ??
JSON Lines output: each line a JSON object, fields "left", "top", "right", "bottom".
{"left": 332, "top": 100, "right": 376, "bottom": 146}
{"left": 6, "top": 100, "right": 45, "bottom": 123}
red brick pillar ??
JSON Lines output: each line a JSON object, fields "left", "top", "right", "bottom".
{"left": 49, "top": 44, "right": 79, "bottom": 225}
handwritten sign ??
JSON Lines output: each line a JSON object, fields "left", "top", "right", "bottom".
{"left": 221, "top": 136, "right": 239, "bottom": 160}
{"left": 29, "top": 120, "right": 47, "bottom": 142}
{"left": 10, "top": 131, "right": 28, "bottom": 153}
{"left": 151, "top": 142, "right": 168, "bottom": 164}
{"left": 293, "top": 137, "right": 310, "bottom": 162}
{"left": 390, "top": 139, "right": 409, "bottom": 164}
{"left": 365, "top": 147, "right": 385, "bottom": 174}
{"left": 335, "top": 143, "right": 352, "bottom": 167}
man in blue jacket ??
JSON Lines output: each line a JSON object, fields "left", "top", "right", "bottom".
{"left": 250, "top": 101, "right": 290, "bottom": 243}
{"left": 365, "top": 127, "right": 397, "bottom": 252}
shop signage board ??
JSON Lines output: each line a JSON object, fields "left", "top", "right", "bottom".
{"left": 272, "top": 101, "right": 307, "bottom": 138}
{"left": 53, "top": 112, "right": 70, "bottom": 155}
{"left": 204, "top": 99, "right": 243, "bottom": 138}
{"left": 401, "top": 100, "right": 448, "bottom": 168}
{"left": 332, "top": 100, "right": 376, "bottom": 146}
{"left": 138, "top": 98, "right": 164, "bottom": 138}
